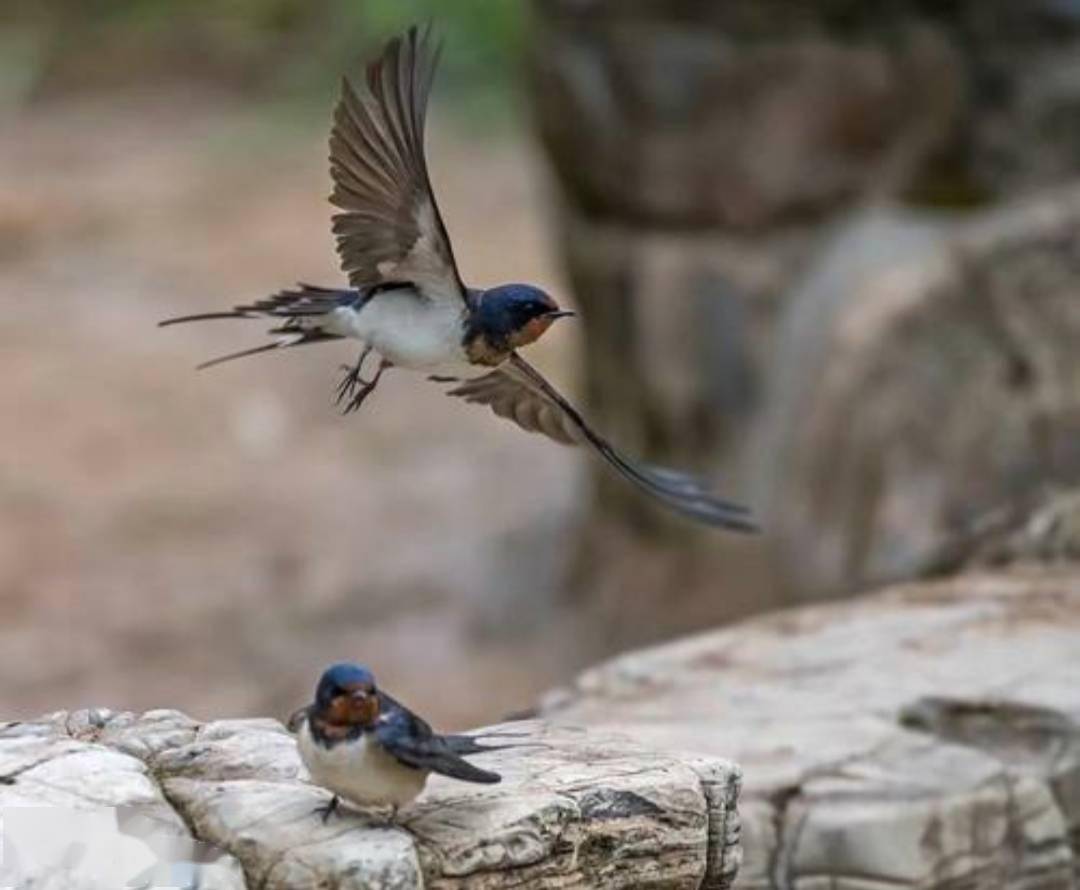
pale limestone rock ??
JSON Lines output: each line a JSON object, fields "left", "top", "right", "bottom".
{"left": 542, "top": 570, "right": 1080, "bottom": 889}
{"left": 0, "top": 711, "right": 740, "bottom": 889}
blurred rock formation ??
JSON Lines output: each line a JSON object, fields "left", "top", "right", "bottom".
{"left": 921, "top": 486, "right": 1080, "bottom": 577}
{"left": 530, "top": 0, "right": 1080, "bottom": 612}
{"left": 757, "top": 193, "right": 1080, "bottom": 600}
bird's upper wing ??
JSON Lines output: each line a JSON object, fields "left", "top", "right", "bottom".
{"left": 374, "top": 695, "right": 501, "bottom": 784}
{"left": 442, "top": 353, "right": 759, "bottom": 530}
{"left": 329, "top": 26, "right": 465, "bottom": 303}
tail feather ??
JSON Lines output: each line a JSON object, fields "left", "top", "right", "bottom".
{"left": 159, "top": 311, "right": 254, "bottom": 327}
{"left": 442, "top": 731, "right": 542, "bottom": 757}
{"left": 429, "top": 755, "right": 502, "bottom": 785}
{"left": 159, "top": 284, "right": 357, "bottom": 328}
{"left": 195, "top": 329, "right": 341, "bottom": 370}
{"left": 160, "top": 283, "right": 354, "bottom": 369}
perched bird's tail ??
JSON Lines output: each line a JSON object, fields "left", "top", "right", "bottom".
{"left": 441, "top": 731, "right": 542, "bottom": 758}
{"left": 159, "top": 283, "right": 356, "bottom": 369}
{"left": 430, "top": 730, "right": 543, "bottom": 784}
{"left": 431, "top": 755, "right": 502, "bottom": 784}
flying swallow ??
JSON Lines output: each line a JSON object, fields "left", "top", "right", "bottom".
{"left": 292, "top": 663, "right": 507, "bottom": 820}
{"left": 160, "top": 26, "right": 757, "bottom": 531}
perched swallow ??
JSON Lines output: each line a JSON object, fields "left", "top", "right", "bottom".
{"left": 292, "top": 663, "right": 505, "bottom": 820}
{"left": 160, "top": 26, "right": 756, "bottom": 531}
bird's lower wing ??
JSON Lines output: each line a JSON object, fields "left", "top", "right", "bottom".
{"left": 375, "top": 718, "right": 501, "bottom": 784}
{"left": 393, "top": 743, "right": 501, "bottom": 784}
{"left": 441, "top": 353, "right": 759, "bottom": 531}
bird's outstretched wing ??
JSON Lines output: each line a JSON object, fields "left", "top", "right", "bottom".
{"left": 375, "top": 695, "right": 501, "bottom": 784}
{"left": 330, "top": 25, "right": 465, "bottom": 302}
{"left": 442, "top": 354, "right": 759, "bottom": 531}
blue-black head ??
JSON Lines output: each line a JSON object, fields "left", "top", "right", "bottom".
{"left": 471, "top": 284, "right": 574, "bottom": 354}
{"left": 314, "top": 662, "right": 379, "bottom": 727}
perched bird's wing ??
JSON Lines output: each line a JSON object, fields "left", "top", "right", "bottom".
{"left": 375, "top": 695, "right": 501, "bottom": 784}
{"left": 442, "top": 354, "right": 759, "bottom": 531}
{"left": 329, "top": 26, "right": 465, "bottom": 303}
{"left": 286, "top": 705, "right": 312, "bottom": 734}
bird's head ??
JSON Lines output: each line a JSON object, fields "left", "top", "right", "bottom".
{"left": 314, "top": 662, "right": 379, "bottom": 729}
{"left": 474, "top": 284, "right": 574, "bottom": 351}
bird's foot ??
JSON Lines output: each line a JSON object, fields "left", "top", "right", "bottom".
{"left": 339, "top": 359, "right": 391, "bottom": 415}
{"left": 313, "top": 794, "right": 340, "bottom": 824}
{"left": 335, "top": 365, "right": 368, "bottom": 404}
{"left": 341, "top": 378, "right": 379, "bottom": 414}
{"left": 335, "top": 347, "right": 374, "bottom": 408}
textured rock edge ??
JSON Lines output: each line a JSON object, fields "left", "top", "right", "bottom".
{"left": 1, "top": 710, "right": 742, "bottom": 889}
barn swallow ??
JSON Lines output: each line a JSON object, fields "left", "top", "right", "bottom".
{"left": 160, "top": 26, "right": 757, "bottom": 531}
{"left": 291, "top": 663, "right": 506, "bottom": 820}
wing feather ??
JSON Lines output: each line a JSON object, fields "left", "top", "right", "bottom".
{"left": 444, "top": 354, "right": 759, "bottom": 530}
{"left": 374, "top": 695, "right": 500, "bottom": 784}
{"left": 329, "top": 26, "right": 464, "bottom": 301}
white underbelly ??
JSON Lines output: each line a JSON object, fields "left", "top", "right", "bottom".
{"left": 326, "top": 293, "right": 468, "bottom": 371}
{"left": 297, "top": 723, "right": 427, "bottom": 808}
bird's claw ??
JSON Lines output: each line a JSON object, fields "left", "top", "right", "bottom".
{"left": 340, "top": 377, "right": 379, "bottom": 414}
{"left": 336, "top": 355, "right": 389, "bottom": 415}
{"left": 313, "top": 795, "right": 340, "bottom": 824}
{"left": 335, "top": 347, "right": 374, "bottom": 409}
{"left": 335, "top": 363, "right": 369, "bottom": 406}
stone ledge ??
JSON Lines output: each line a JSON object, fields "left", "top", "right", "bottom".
{"left": 542, "top": 569, "right": 1080, "bottom": 889}
{"left": 0, "top": 712, "right": 740, "bottom": 889}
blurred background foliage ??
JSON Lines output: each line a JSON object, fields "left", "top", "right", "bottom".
{"left": 1, "top": 0, "right": 525, "bottom": 112}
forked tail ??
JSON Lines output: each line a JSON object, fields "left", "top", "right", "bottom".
{"left": 159, "top": 283, "right": 356, "bottom": 369}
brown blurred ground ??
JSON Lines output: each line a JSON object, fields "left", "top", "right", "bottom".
{"left": 11, "top": 0, "right": 1079, "bottom": 737}
{"left": 0, "top": 86, "right": 595, "bottom": 728}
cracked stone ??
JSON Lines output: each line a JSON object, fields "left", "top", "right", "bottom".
{"left": 0, "top": 713, "right": 739, "bottom": 889}
{"left": 543, "top": 570, "right": 1080, "bottom": 889}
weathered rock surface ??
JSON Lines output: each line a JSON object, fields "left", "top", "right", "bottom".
{"left": 542, "top": 569, "right": 1080, "bottom": 888}
{"left": 0, "top": 712, "right": 740, "bottom": 889}
{"left": 922, "top": 487, "right": 1080, "bottom": 577}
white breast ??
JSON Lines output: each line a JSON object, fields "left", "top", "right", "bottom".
{"left": 325, "top": 290, "right": 468, "bottom": 371}
{"left": 297, "top": 721, "right": 428, "bottom": 808}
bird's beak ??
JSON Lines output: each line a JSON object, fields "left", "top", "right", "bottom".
{"left": 546, "top": 310, "right": 576, "bottom": 321}
{"left": 343, "top": 687, "right": 378, "bottom": 725}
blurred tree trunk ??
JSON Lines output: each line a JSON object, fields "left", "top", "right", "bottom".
{"left": 528, "top": 0, "right": 1080, "bottom": 636}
